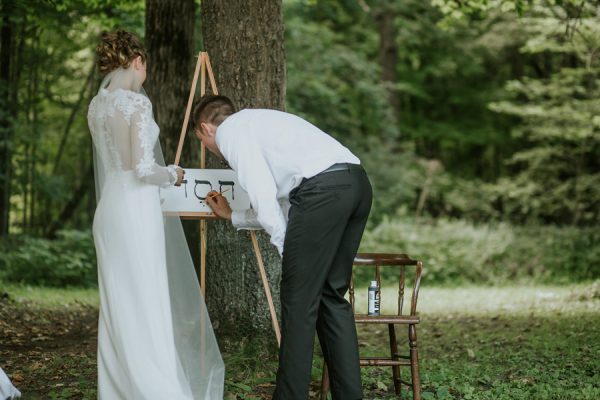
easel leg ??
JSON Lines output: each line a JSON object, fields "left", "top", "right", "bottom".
{"left": 198, "top": 220, "right": 207, "bottom": 381}
{"left": 200, "top": 219, "right": 206, "bottom": 296}
{"left": 250, "top": 231, "right": 281, "bottom": 346}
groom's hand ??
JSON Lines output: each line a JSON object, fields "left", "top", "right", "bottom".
{"left": 206, "top": 191, "right": 233, "bottom": 220}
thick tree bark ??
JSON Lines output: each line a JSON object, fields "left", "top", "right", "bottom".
{"left": 145, "top": 0, "right": 196, "bottom": 165}
{"left": 201, "top": 0, "right": 286, "bottom": 339}
{"left": 0, "top": 0, "right": 15, "bottom": 236}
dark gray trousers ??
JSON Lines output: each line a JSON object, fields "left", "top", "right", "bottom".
{"left": 273, "top": 165, "right": 372, "bottom": 400}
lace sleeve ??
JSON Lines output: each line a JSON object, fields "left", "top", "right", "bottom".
{"left": 129, "top": 96, "right": 178, "bottom": 187}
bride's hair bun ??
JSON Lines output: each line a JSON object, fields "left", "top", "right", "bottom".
{"left": 96, "top": 29, "right": 147, "bottom": 75}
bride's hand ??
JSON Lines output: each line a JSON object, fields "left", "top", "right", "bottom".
{"left": 174, "top": 167, "right": 185, "bottom": 186}
{"left": 205, "top": 191, "right": 233, "bottom": 220}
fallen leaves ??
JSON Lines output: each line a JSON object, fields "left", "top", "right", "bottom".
{"left": 0, "top": 298, "right": 98, "bottom": 399}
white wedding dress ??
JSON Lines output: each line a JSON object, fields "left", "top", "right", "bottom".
{"left": 87, "top": 69, "right": 224, "bottom": 399}
{"left": 0, "top": 367, "right": 21, "bottom": 399}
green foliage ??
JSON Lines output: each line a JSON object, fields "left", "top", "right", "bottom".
{"left": 432, "top": 0, "right": 533, "bottom": 20}
{"left": 359, "top": 141, "right": 425, "bottom": 226}
{"left": 397, "top": 1, "right": 600, "bottom": 226}
{"left": 4, "top": 0, "right": 144, "bottom": 236}
{"left": 284, "top": 5, "right": 399, "bottom": 144}
{"left": 390, "top": 1, "right": 519, "bottom": 179}
{"left": 431, "top": 0, "right": 592, "bottom": 21}
{"left": 360, "top": 217, "right": 600, "bottom": 284}
{"left": 481, "top": 2, "right": 600, "bottom": 226}
{"left": 0, "top": 230, "right": 97, "bottom": 287}
{"left": 490, "top": 69, "right": 600, "bottom": 224}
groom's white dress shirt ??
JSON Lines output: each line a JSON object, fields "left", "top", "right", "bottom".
{"left": 215, "top": 109, "right": 360, "bottom": 256}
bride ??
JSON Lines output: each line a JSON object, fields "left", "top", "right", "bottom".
{"left": 87, "top": 29, "right": 224, "bottom": 399}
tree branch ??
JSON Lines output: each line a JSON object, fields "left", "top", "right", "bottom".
{"left": 52, "top": 62, "right": 95, "bottom": 174}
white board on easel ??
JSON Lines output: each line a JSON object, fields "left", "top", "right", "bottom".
{"left": 160, "top": 169, "right": 250, "bottom": 216}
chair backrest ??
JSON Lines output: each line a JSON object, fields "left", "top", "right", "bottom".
{"left": 349, "top": 253, "right": 423, "bottom": 316}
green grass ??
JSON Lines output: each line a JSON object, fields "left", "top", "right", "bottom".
{"left": 210, "top": 282, "right": 600, "bottom": 399}
{"left": 1, "top": 283, "right": 599, "bottom": 399}
{"left": 1, "top": 282, "right": 99, "bottom": 308}
{"left": 350, "top": 282, "right": 600, "bottom": 399}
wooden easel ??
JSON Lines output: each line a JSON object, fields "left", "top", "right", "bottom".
{"left": 173, "top": 52, "right": 281, "bottom": 346}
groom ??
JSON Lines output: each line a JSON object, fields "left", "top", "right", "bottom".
{"left": 193, "top": 95, "right": 372, "bottom": 400}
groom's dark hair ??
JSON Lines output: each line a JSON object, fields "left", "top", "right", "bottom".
{"left": 193, "top": 95, "right": 236, "bottom": 128}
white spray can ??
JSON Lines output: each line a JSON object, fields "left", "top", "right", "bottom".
{"left": 368, "top": 280, "right": 380, "bottom": 316}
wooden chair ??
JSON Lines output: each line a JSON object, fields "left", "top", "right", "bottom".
{"left": 320, "top": 253, "right": 423, "bottom": 400}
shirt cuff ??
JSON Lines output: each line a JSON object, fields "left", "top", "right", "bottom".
{"left": 231, "top": 209, "right": 262, "bottom": 230}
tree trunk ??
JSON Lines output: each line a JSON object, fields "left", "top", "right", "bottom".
{"left": 374, "top": 4, "right": 400, "bottom": 116}
{"left": 201, "top": 0, "right": 286, "bottom": 340}
{"left": 0, "top": 0, "right": 15, "bottom": 236}
{"left": 46, "top": 162, "right": 94, "bottom": 238}
{"left": 53, "top": 63, "right": 95, "bottom": 175}
{"left": 145, "top": 0, "right": 197, "bottom": 165}
{"left": 144, "top": 0, "right": 203, "bottom": 276}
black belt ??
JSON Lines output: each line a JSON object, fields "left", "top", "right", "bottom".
{"left": 296, "top": 163, "right": 363, "bottom": 190}
{"left": 319, "top": 162, "right": 363, "bottom": 175}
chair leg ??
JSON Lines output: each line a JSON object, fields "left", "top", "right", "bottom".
{"left": 320, "top": 360, "right": 330, "bottom": 400}
{"left": 409, "top": 324, "right": 421, "bottom": 400}
{"left": 388, "top": 324, "right": 401, "bottom": 396}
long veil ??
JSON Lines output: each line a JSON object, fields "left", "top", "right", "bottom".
{"left": 91, "top": 70, "right": 225, "bottom": 399}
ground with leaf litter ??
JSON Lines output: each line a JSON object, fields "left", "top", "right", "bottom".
{"left": 1, "top": 285, "right": 599, "bottom": 399}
